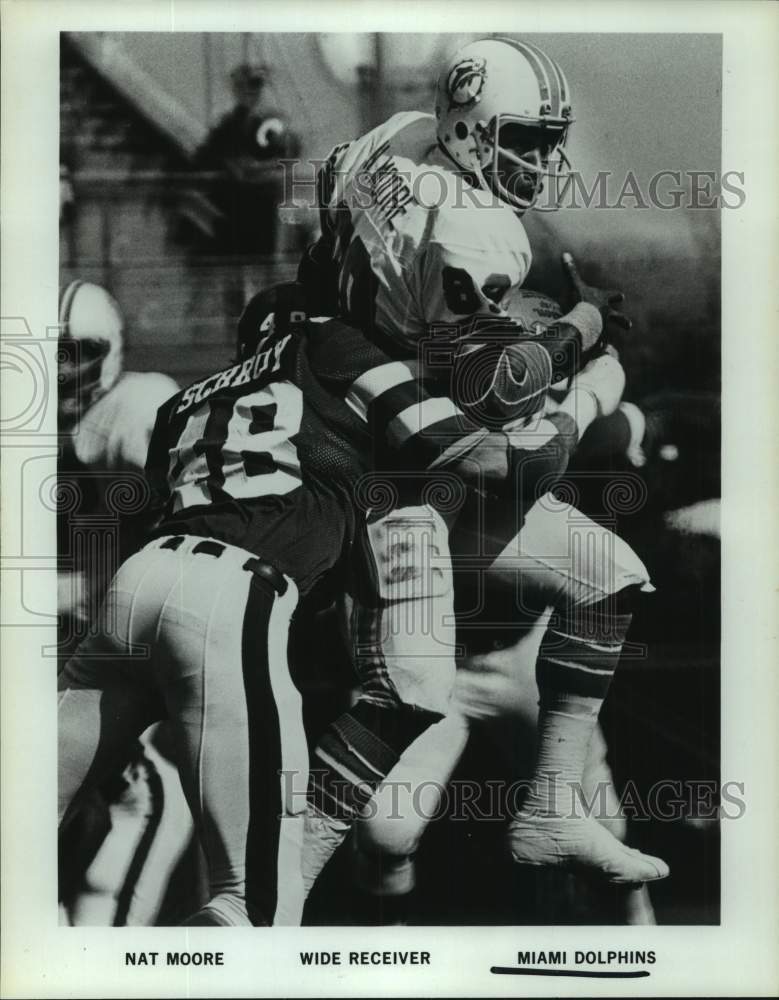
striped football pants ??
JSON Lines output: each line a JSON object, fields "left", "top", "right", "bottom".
{"left": 58, "top": 534, "right": 306, "bottom": 926}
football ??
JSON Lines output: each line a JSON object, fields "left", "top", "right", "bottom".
{"left": 504, "top": 287, "right": 564, "bottom": 335}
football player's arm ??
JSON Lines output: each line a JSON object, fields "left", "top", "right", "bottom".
{"left": 446, "top": 411, "right": 580, "bottom": 499}
{"left": 306, "top": 321, "right": 573, "bottom": 499}
{"left": 529, "top": 302, "right": 603, "bottom": 380}
{"left": 317, "top": 326, "right": 615, "bottom": 500}
{"left": 305, "top": 320, "right": 490, "bottom": 475}
{"left": 111, "top": 374, "right": 180, "bottom": 473}
{"left": 316, "top": 139, "right": 353, "bottom": 231}
{"left": 450, "top": 303, "right": 604, "bottom": 410}
{"left": 415, "top": 236, "right": 598, "bottom": 412}
{"left": 144, "top": 396, "right": 177, "bottom": 516}
{"left": 444, "top": 354, "right": 627, "bottom": 499}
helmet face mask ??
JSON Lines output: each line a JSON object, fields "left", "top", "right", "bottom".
{"left": 435, "top": 37, "right": 575, "bottom": 215}
{"left": 485, "top": 115, "right": 572, "bottom": 211}
{"left": 58, "top": 337, "right": 113, "bottom": 426}
{"left": 58, "top": 281, "right": 124, "bottom": 424}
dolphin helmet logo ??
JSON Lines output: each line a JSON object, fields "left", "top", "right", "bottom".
{"left": 447, "top": 57, "right": 486, "bottom": 109}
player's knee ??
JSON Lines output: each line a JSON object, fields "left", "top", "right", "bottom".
{"left": 608, "top": 532, "right": 651, "bottom": 598}
{"left": 352, "top": 768, "right": 444, "bottom": 894}
{"left": 571, "top": 527, "right": 651, "bottom": 607}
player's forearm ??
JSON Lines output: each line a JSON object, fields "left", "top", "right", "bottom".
{"left": 556, "top": 385, "right": 600, "bottom": 440}
{"left": 441, "top": 410, "right": 579, "bottom": 499}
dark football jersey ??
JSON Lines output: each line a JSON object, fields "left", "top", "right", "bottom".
{"left": 238, "top": 286, "right": 580, "bottom": 508}
{"left": 145, "top": 290, "right": 579, "bottom": 590}
{"left": 145, "top": 313, "right": 365, "bottom": 594}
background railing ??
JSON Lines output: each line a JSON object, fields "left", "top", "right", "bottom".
{"left": 60, "top": 169, "right": 311, "bottom": 385}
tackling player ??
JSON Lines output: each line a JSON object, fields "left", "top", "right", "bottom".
{"left": 58, "top": 296, "right": 365, "bottom": 927}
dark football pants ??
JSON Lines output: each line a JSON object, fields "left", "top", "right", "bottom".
{"left": 58, "top": 534, "right": 306, "bottom": 926}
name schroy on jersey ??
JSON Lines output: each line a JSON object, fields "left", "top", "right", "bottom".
{"left": 164, "top": 332, "right": 301, "bottom": 512}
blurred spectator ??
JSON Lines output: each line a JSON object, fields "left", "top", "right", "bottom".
{"left": 193, "top": 62, "right": 299, "bottom": 256}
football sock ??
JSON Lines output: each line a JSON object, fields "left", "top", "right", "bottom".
{"left": 510, "top": 587, "right": 669, "bottom": 883}
{"left": 524, "top": 590, "right": 632, "bottom": 815}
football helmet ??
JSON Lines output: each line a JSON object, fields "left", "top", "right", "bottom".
{"left": 435, "top": 37, "right": 574, "bottom": 213}
{"left": 58, "top": 281, "right": 123, "bottom": 419}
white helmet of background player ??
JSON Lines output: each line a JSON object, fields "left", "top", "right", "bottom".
{"left": 435, "top": 37, "right": 574, "bottom": 213}
{"left": 58, "top": 280, "right": 123, "bottom": 420}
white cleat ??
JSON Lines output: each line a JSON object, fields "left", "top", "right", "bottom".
{"left": 508, "top": 811, "right": 669, "bottom": 884}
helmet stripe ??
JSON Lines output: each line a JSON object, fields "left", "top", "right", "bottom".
{"left": 58, "top": 280, "right": 82, "bottom": 332}
{"left": 494, "top": 36, "right": 551, "bottom": 108}
{"left": 555, "top": 58, "right": 569, "bottom": 104}
{"left": 520, "top": 40, "right": 562, "bottom": 117}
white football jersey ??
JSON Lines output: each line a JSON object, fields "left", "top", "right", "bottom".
{"left": 73, "top": 371, "right": 179, "bottom": 473}
{"left": 319, "top": 111, "right": 532, "bottom": 348}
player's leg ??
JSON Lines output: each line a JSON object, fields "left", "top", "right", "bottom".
{"left": 119, "top": 725, "right": 195, "bottom": 926}
{"left": 151, "top": 539, "right": 304, "bottom": 927}
{"left": 65, "top": 726, "right": 195, "bottom": 927}
{"left": 351, "top": 664, "right": 658, "bottom": 917}
{"left": 348, "top": 610, "right": 548, "bottom": 900}
{"left": 478, "top": 495, "right": 668, "bottom": 882}
{"left": 58, "top": 545, "right": 172, "bottom": 827}
{"left": 302, "top": 504, "right": 457, "bottom": 896}
{"left": 351, "top": 494, "right": 667, "bottom": 900}
{"left": 351, "top": 712, "right": 470, "bottom": 899}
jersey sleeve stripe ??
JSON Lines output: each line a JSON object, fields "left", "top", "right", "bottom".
{"left": 427, "top": 426, "right": 492, "bottom": 470}
{"left": 386, "top": 396, "right": 464, "bottom": 448}
{"left": 389, "top": 415, "right": 487, "bottom": 472}
{"left": 504, "top": 418, "right": 560, "bottom": 452}
{"left": 346, "top": 360, "right": 423, "bottom": 421}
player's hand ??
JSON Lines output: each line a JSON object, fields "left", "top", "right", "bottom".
{"left": 570, "top": 353, "right": 626, "bottom": 417}
{"left": 561, "top": 251, "right": 632, "bottom": 336}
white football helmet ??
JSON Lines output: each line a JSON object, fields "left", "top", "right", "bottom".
{"left": 435, "top": 37, "right": 574, "bottom": 213}
{"left": 58, "top": 281, "right": 123, "bottom": 416}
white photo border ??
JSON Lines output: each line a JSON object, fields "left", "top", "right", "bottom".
{"left": 1, "top": 1, "right": 778, "bottom": 997}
